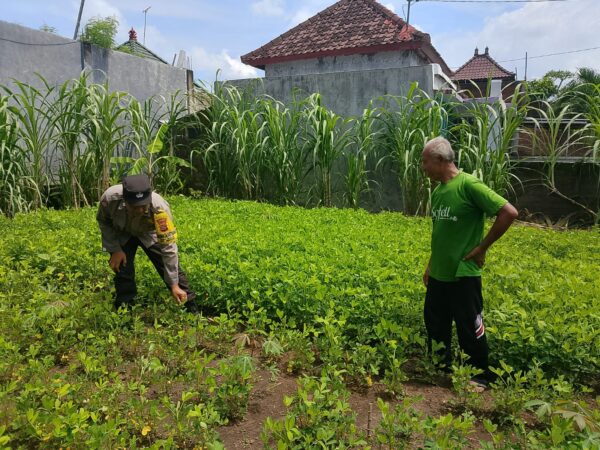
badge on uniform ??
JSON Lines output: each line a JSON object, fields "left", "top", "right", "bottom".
{"left": 154, "top": 209, "right": 177, "bottom": 245}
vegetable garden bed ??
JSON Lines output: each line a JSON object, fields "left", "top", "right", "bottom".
{"left": 0, "top": 198, "right": 598, "bottom": 448}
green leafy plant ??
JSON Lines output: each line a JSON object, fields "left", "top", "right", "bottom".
{"left": 374, "top": 396, "right": 421, "bottom": 449}
{"left": 260, "top": 370, "right": 367, "bottom": 449}
{"left": 80, "top": 16, "right": 119, "bottom": 49}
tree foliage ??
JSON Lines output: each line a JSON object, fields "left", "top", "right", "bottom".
{"left": 527, "top": 68, "right": 600, "bottom": 115}
{"left": 80, "top": 16, "right": 119, "bottom": 49}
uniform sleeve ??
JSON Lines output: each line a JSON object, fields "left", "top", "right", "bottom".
{"left": 154, "top": 195, "right": 180, "bottom": 286}
{"left": 467, "top": 178, "right": 507, "bottom": 217}
{"left": 161, "top": 243, "right": 180, "bottom": 286}
{"left": 96, "top": 196, "right": 123, "bottom": 253}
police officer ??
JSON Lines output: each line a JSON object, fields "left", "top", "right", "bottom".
{"left": 97, "top": 174, "right": 198, "bottom": 311}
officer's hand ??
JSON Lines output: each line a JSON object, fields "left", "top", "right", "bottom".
{"left": 423, "top": 266, "right": 430, "bottom": 286}
{"left": 171, "top": 285, "right": 188, "bottom": 304}
{"left": 463, "top": 245, "right": 487, "bottom": 268}
{"left": 109, "top": 251, "right": 127, "bottom": 273}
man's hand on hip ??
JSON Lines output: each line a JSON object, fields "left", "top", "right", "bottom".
{"left": 464, "top": 245, "right": 487, "bottom": 268}
{"left": 171, "top": 284, "right": 188, "bottom": 304}
{"left": 109, "top": 251, "right": 127, "bottom": 273}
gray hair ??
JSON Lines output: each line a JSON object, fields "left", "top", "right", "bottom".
{"left": 424, "top": 137, "right": 455, "bottom": 162}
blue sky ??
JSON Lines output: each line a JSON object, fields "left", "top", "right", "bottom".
{"left": 2, "top": 0, "right": 599, "bottom": 83}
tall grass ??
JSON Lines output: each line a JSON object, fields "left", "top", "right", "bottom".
{"left": 528, "top": 99, "right": 597, "bottom": 221}
{"left": 343, "top": 105, "right": 382, "bottom": 208}
{"left": 450, "top": 87, "right": 528, "bottom": 198}
{"left": 259, "top": 94, "right": 308, "bottom": 205}
{"left": 304, "top": 94, "right": 353, "bottom": 207}
{"left": 0, "top": 95, "right": 35, "bottom": 217}
{"left": 3, "top": 73, "right": 598, "bottom": 222}
{"left": 378, "top": 85, "right": 447, "bottom": 215}
{"left": 85, "top": 82, "right": 128, "bottom": 197}
{"left": 0, "top": 73, "right": 190, "bottom": 216}
{"left": 50, "top": 73, "right": 92, "bottom": 208}
{"left": 2, "top": 75, "right": 56, "bottom": 209}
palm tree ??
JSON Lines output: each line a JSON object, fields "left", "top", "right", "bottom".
{"left": 554, "top": 67, "right": 600, "bottom": 115}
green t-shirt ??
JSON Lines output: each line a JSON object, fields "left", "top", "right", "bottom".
{"left": 430, "top": 172, "right": 507, "bottom": 282}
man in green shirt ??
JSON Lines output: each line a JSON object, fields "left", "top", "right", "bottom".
{"left": 421, "top": 137, "right": 518, "bottom": 390}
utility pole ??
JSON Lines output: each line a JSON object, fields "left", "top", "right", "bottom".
{"left": 143, "top": 6, "right": 151, "bottom": 45}
{"left": 73, "top": 0, "right": 86, "bottom": 40}
{"left": 406, "top": 0, "right": 420, "bottom": 26}
{"left": 524, "top": 51, "right": 528, "bottom": 81}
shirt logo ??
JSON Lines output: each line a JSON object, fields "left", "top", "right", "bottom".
{"left": 432, "top": 205, "right": 457, "bottom": 222}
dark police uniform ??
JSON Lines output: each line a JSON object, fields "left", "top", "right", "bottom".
{"left": 96, "top": 175, "right": 197, "bottom": 310}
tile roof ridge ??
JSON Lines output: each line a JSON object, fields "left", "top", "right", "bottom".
{"left": 242, "top": 0, "right": 345, "bottom": 61}
{"left": 366, "top": 0, "right": 425, "bottom": 40}
{"left": 453, "top": 51, "right": 514, "bottom": 78}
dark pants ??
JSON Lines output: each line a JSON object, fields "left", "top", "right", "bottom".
{"left": 424, "top": 276, "right": 489, "bottom": 379}
{"left": 114, "top": 237, "right": 197, "bottom": 311}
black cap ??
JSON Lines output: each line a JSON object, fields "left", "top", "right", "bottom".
{"left": 122, "top": 174, "right": 152, "bottom": 206}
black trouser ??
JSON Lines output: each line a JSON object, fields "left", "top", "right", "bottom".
{"left": 424, "top": 276, "right": 489, "bottom": 378}
{"left": 114, "top": 237, "right": 196, "bottom": 310}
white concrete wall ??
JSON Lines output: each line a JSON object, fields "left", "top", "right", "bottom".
{"left": 230, "top": 64, "right": 439, "bottom": 118}
{"left": 0, "top": 20, "right": 189, "bottom": 104}
{"left": 265, "top": 50, "right": 427, "bottom": 77}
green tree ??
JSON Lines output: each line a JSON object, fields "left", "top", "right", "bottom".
{"left": 555, "top": 67, "right": 600, "bottom": 115}
{"left": 528, "top": 68, "right": 600, "bottom": 115}
{"left": 80, "top": 16, "right": 119, "bottom": 49}
{"left": 526, "top": 70, "right": 572, "bottom": 102}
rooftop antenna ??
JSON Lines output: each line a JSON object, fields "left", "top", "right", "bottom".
{"left": 143, "top": 6, "right": 151, "bottom": 45}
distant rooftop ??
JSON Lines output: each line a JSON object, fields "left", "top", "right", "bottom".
{"left": 241, "top": 0, "right": 451, "bottom": 76}
{"left": 452, "top": 47, "right": 514, "bottom": 81}
{"left": 116, "top": 28, "right": 168, "bottom": 64}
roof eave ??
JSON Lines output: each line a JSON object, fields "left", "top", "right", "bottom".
{"left": 241, "top": 40, "right": 445, "bottom": 70}
{"left": 452, "top": 74, "right": 516, "bottom": 82}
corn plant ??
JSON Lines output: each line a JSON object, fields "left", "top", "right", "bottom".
{"left": 304, "top": 93, "right": 353, "bottom": 207}
{"left": 85, "top": 81, "right": 128, "bottom": 199}
{"left": 527, "top": 100, "right": 597, "bottom": 221}
{"left": 378, "top": 84, "right": 446, "bottom": 215}
{"left": 49, "top": 74, "right": 92, "bottom": 208}
{"left": 0, "top": 95, "right": 34, "bottom": 217}
{"left": 151, "top": 91, "right": 190, "bottom": 194}
{"left": 195, "top": 83, "right": 252, "bottom": 198}
{"left": 343, "top": 105, "right": 383, "bottom": 208}
{"left": 232, "top": 106, "right": 268, "bottom": 200}
{"left": 2, "top": 75, "right": 56, "bottom": 208}
{"left": 115, "top": 95, "right": 190, "bottom": 192}
{"left": 259, "top": 94, "right": 309, "bottom": 205}
{"left": 449, "top": 90, "right": 527, "bottom": 198}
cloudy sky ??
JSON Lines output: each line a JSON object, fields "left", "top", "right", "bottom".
{"left": 2, "top": 0, "right": 599, "bottom": 84}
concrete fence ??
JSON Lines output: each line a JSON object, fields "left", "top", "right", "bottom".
{"left": 0, "top": 20, "right": 192, "bottom": 106}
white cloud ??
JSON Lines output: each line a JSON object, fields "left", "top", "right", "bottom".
{"left": 289, "top": 8, "right": 314, "bottom": 26}
{"left": 252, "top": 0, "right": 285, "bottom": 17}
{"left": 190, "top": 47, "right": 259, "bottom": 81}
{"left": 433, "top": 0, "right": 600, "bottom": 79}
{"left": 78, "top": 0, "right": 123, "bottom": 23}
{"left": 383, "top": 3, "right": 396, "bottom": 14}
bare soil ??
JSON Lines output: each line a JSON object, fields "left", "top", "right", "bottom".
{"left": 218, "top": 368, "right": 494, "bottom": 449}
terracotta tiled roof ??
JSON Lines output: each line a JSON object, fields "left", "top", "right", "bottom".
{"left": 452, "top": 47, "right": 514, "bottom": 81}
{"left": 241, "top": 0, "right": 451, "bottom": 75}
